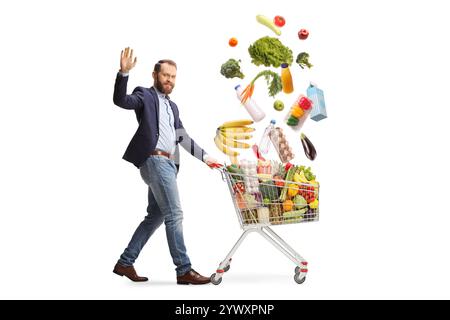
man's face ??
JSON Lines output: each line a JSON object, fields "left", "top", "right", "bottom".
{"left": 153, "top": 63, "right": 176, "bottom": 95}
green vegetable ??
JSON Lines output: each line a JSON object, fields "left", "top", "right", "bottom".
{"left": 259, "top": 180, "right": 279, "bottom": 201}
{"left": 296, "top": 52, "right": 313, "bottom": 69}
{"left": 283, "top": 208, "right": 308, "bottom": 223}
{"left": 251, "top": 70, "right": 282, "bottom": 97}
{"left": 279, "top": 166, "right": 297, "bottom": 201}
{"left": 256, "top": 14, "right": 281, "bottom": 36}
{"left": 248, "top": 36, "right": 293, "bottom": 68}
{"left": 241, "top": 70, "right": 282, "bottom": 103}
{"left": 220, "top": 58, "right": 245, "bottom": 79}
{"left": 283, "top": 208, "right": 308, "bottom": 218}
{"left": 293, "top": 195, "right": 307, "bottom": 210}
{"left": 226, "top": 164, "right": 244, "bottom": 181}
{"left": 287, "top": 116, "right": 299, "bottom": 126}
{"left": 297, "top": 166, "right": 316, "bottom": 181}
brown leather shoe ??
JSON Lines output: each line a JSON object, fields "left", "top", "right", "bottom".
{"left": 177, "top": 269, "right": 211, "bottom": 285}
{"left": 113, "top": 263, "right": 148, "bottom": 282}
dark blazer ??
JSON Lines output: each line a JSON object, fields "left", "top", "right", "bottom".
{"left": 113, "top": 73, "right": 206, "bottom": 169}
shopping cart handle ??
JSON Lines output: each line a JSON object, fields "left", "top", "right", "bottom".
{"left": 211, "top": 163, "right": 227, "bottom": 180}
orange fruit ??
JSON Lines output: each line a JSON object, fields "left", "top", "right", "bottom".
{"left": 228, "top": 37, "right": 238, "bottom": 47}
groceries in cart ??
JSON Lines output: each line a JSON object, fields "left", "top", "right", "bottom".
{"left": 225, "top": 161, "right": 319, "bottom": 226}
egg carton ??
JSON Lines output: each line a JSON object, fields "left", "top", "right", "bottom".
{"left": 239, "top": 159, "right": 259, "bottom": 193}
{"left": 269, "top": 127, "right": 294, "bottom": 163}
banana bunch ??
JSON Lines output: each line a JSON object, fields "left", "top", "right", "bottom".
{"left": 214, "top": 120, "right": 254, "bottom": 164}
{"left": 293, "top": 171, "right": 308, "bottom": 184}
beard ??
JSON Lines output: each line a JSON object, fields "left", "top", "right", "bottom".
{"left": 155, "top": 77, "right": 174, "bottom": 95}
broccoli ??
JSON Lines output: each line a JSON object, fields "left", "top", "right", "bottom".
{"left": 296, "top": 52, "right": 313, "bottom": 69}
{"left": 220, "top": 58, "right": 244, "bottom": 79}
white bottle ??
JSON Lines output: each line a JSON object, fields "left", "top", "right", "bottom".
{"left": 259, "top": 119, "right": 276, "bottom": 155}
{"left": 235, "top": 85, "right": 266, "bottom": 122}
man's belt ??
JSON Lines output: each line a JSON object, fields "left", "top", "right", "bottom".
{"left": 150, "top": 150, "right": 174, "bottom": 159}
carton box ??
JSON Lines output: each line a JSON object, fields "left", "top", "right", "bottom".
{"left": 307, "top": 83, "right": 327, "bottom": 121}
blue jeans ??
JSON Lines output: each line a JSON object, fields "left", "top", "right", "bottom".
{"left": 118, "top": 155, "right": 191, "bottom": 276}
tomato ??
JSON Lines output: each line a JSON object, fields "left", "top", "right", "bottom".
{"left": 228, "top": 37, "right": 238, "bottom": 47}
{"left": 298, "top": 29, "right": 309, "bottom": 40}
{"left": 273, "top": 16, "right": 286, "bottom": 27}
{"left": 233, "top": 182, "right": 245, "bottom": 193}
{"left": 307, "top": 197, "right": 315, "bottom": 204}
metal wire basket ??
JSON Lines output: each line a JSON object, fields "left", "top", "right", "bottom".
{"left": 219, "top": 169, "right": 319, "bottom": 229}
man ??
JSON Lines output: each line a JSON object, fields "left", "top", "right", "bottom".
{"left": 112, "top": 47, "right": 221, "bottom": 285}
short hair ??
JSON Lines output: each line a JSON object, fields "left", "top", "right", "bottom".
{"left": 154, "top": 59, "right": 177, "bottom": 73}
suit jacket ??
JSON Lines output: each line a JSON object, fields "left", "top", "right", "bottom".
{"left": 113, "top": 73, "right": 206, "bottom": 170}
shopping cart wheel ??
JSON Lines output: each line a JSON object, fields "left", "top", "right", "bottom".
{"left": 224, "top": 265, "right": 231, "bottom": 272}
{"left": 295, "top": 266, "right": 300, "bottom": 274}
{"left": 294, "top": 273, "right": 306, "bottom": 284}
{"left": 210, "top": 273, "right": 222, "bottom": 285}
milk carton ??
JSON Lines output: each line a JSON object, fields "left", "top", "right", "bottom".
{"left": 307, "top": 82, "right": 327, "bottom": 121}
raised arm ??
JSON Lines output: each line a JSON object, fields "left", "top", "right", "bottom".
{"left": 113, "top": 47, "right": 143, "bottom": 110}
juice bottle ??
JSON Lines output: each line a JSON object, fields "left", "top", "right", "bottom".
{"left": 280, "top": 63, "right": 294, "bottom": 94}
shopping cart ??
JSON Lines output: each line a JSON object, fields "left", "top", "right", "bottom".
{"left": 210, "top": 166, "right": 319, "bottom": 285}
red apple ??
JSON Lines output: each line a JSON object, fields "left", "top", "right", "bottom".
{"left": 298, "top": 29, "right": 309, "bottom": 40}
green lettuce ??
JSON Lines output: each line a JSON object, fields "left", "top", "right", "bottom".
{"left": 248, "top": 36, "right": 293, "bottom": 68}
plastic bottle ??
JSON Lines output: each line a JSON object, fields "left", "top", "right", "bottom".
{"left": 258, "top": 119, "right": 276, "bottom": 155}
{"left": 235, "top": 85, "right": 266, "bottom": 122}
{"left": 280, "top": 63, "right": 294, "bottom": 94}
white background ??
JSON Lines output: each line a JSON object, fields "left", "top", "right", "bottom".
{"left": 1, "top": 0, "right": 449, "bottom": 300}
